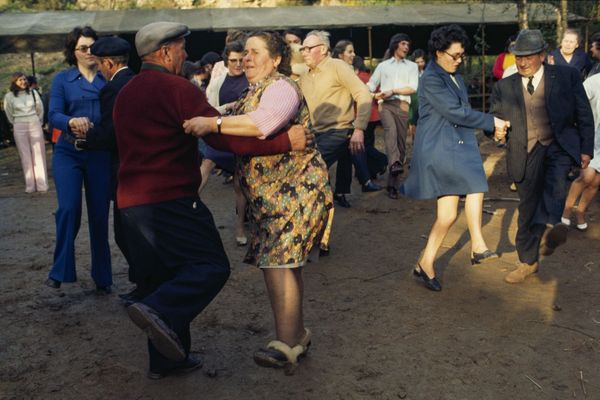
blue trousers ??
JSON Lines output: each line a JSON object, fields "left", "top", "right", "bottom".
{"left": 120, "top": 197, "right": 230, "bottom": 371}
{"left": 49, "top": 138, "right": 112, "bottom": 287}
{"left": 515, "top": 141, "right": 574, "bottom": 264}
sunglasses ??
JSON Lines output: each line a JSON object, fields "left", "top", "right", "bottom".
{"left": 75, "top": 45, "right": 93, "bottom": 53}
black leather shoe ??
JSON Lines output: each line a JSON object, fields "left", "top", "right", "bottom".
{"left": 413, "top": 264, "right": 442, "bottom": 292}
{"left": 127, "top": 303, "right": 186, "bottom": 361}
{"left": 470, "top": 250, "right": 499, "bottom": 265}
{"left": 96, "top": 285, "right": 112, "bottom": 295}
{"left": 389, "top": 162, "right": 404, "bottom": 177}
{"left": 148, "top": 354, "right": 203, "bottom": 380}
{"left": 119, "top": 287, "right": 143, "bottom": 306}
{"left": 319, "top": 248, "right": 330, "bottom": 257}
{"left": 540, "top": 223, "right": 568, "bottom": 256}
{"left": 334, "top": 194, "right": 351, "bottom": 208}
{"left": 45, "top": 278, "right": 61, "bottom": 289}
{"left": 362, "top": 180, "right": 382, "bottom": 192}
{"left": 386, "top": 186, "right": 399, "bottom": 200}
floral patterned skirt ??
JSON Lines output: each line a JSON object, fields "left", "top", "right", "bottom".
{"left": 237, "top": 148, "right": 333, "bottom": 268}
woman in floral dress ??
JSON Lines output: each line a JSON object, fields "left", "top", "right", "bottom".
{"left": 184, "top": 31, "right": 333, "bottom": 373}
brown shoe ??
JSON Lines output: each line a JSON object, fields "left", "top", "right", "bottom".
{"left": 539, "top": 224, "right": 568, "bottom": 256}
{"left": 504, "top": 262, "right": 539, "bottom": 284}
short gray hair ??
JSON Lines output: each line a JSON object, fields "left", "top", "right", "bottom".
{"left": 306, "top": 30, "right": 331, "bottom": 51}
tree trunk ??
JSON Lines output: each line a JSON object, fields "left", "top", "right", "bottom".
{"left": 518, "top": 0, "right": 528, "bottom": 30}
{"left": 557, "top": 0, "right": 568, "bottom": 46}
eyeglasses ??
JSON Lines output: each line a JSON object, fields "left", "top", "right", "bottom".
{"left": 75, "top": 45, "right": 93, "bottom": 53}
{"left": 444, "top": 51, "right": 467, "bottom": 61}
{"left": 228, "top": 58, "right": 244, "bottom": 64}
{"left": 299, "top": 44, "right": 324, "bottom": 53}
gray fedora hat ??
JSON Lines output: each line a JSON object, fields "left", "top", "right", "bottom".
{"left": 509, "top": 29, "right": 547, "bottom": 56}
{"left": 135, "top": 21, "right": 190, "bottom": 57}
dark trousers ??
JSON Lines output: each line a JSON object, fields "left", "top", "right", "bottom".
{"left": 515, "top": 142, "right": 573, "bottom": 264}
{"left": 364, "top": 121, "right": 388, "bottom": 178}
{"left": 336, "top": 149, "right": 372, "bottom": 186}
{"left": 316, "top": 129, "right": 352, "bottom": 194}
{"left": 120, "top": 197, "right": 230, "bottom": 371}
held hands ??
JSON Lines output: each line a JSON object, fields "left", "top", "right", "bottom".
{"left": 374, "top": 90, "right": 394, "bottom": 101}
{"left": 581, "top": 154, "right": 591, "bottom": 169}
{"left": 349, "top": 129, "right": 365, "bottom": 154}
{"left": 493, "top": 117, "right": 510, "bottom": 143}
{"left": 288, "top": 124, "right": 312, "bottom": 151}
{"left": 69, "top": 117, "right": 93, "bottom": 138}
{"left": 183, "top": 117, "right": 214, "bottom": 137}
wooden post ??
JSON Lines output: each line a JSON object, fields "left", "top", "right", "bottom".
{"left": 368, "top": 26, "right": 373, "bottom": 62}
{"left": 30, "top": 52, "right": 36, "bottom": 77}
{"left": 481, "top": 24, "right": 486, "bottom": 112}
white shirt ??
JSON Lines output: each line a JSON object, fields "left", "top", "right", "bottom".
{"left": 521, "top": 65, "right": 544, "bottom": 92}
{"left": 110, "top": 66, "right": 129, "bottom": 81}
{"left": 367, "top": 57, "right": 419, "bottom": 103}
{"left": 3, "top": 90, "right": 43, "bottom": 124}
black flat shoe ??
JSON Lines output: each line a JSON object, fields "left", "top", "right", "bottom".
{"left": 96, "top": 285, "right": 112, "bottom": 295}
{"left": 334, "top": 194, "right": 351, "bottom": 208}
{"left": 362, "top": 180, "right": 382, "bottom": 193}
{"left": 470, "top": 250, "right": 499, "bottom": 265}
{"left": 148, "top": 354, "right": 203, "bottom": 380}
{"left": 45, "top": 278, "right": 61, "bottom": 289}
{"left": 413, "top": 264, "right": 442, "bottom": 292}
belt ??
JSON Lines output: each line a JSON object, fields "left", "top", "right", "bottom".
{"left": 61, "top": 132, "right": 88, "bottom": 151}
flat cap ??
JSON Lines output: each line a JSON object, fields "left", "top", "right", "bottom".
{"left": 135, "top": 21, "right": 190, "bottom": 57}
{"left": 90, "top": 36, "right": 131, "bottom": 57}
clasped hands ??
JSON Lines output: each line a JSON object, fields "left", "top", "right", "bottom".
{"left": 69, "top": 117, "right": 93, "bottom": 138}
{"left": 493, "top": 117, "right": 510, "bottom": 143}
{"left": 183, "top": 116, "right": 314, "bottom": 152}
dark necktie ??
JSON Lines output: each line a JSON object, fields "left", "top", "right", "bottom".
{"left": 527, "top": 76, "right": 534, "bottom": 95}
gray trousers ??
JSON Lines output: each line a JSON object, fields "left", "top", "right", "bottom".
{"left": 380, "top": 100, "right": 409, "bottom": 187}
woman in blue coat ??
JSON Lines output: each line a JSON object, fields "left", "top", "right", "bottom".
{"left": 46, "top": 26, "right": 112, "bottom": 292}
{"left": 401, "top": 25, "right": 509, "bottom": 291}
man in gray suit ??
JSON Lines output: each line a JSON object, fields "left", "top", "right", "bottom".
{"left": 491, "top": 29, "right": 594, "bottom": 283}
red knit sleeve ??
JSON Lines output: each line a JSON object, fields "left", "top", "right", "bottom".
{"left": 179, "top": 78, "right": 292, "bottom": 156}
{"left": 204, "top": 131, "right": 292, "bottom": 156}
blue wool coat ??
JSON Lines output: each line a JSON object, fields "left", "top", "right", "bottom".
{"left": 401, "top": 61, "right": 494, "bottom": 199}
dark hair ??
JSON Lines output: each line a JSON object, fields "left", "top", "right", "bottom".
{"left": 411, "top": 48, "right": 426, "bottom": 61}
{"left": 591, "top": 32, "right": 600, "bottom": 45}
{"left": 182, "top": 61, "right": 203, "bottom": 80}
{"left": 332, "top": 40, "right": 353, "bottom": 59}
{"left": 428, "top": 24, "right": 469, "bottom": 60}
{"left": 64, "top": 26, "right": 98, "bottom": 66}
{"left": 283, "top": 29, "right": 303, "bottom": 41}
{"left": 200, "top": 51, "right": 222, "bottom": 67}
{"left": 9, "top": 72, "right": 30, "bottom": 96}
{"left": 248, "top": 31, "right": 292, "bottom": 77}
{"left": 387, "top": 33, "right": 411, "bottom": 57}
{"left": 352, "top": 55, "right": 369, "bottom": 73}
{"left": 226, "top": 30, "right": 249, "bottom": 45}
{"left": 101, "top": 54, "right": 129, "bottom": 66}
{"left": 222, "top": 41, "right": 245, "bottom": 66}
{"left": 504, "top": 34, "right": 518, "bottom": 51}
{"left": 26, "top": 75, "right": 37, "bottom": 86}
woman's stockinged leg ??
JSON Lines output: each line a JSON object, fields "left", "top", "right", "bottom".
{"left": 464, "top": 192, "right": 489, "bottom": 254}
{"left": 262, "top": 268, "right": 305, "bottom": 347}
{"left": 419, "top": 195, "right": 459, "bottom": 277}
{"left": 575, "top": 170, "right": 600, "bottom": 217}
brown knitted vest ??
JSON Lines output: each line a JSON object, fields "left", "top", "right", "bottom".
{"left": 523, "top": 77, "right": 553, "bottom": 152}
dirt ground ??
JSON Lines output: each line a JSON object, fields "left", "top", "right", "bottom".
{"left": 1, "top": 137, "right": 599, "bottom": 400}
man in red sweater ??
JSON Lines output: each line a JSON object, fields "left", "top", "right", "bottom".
{"left": 114, "top": 21, "right": 307, "bottom": 379}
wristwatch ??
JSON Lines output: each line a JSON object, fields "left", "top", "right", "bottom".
{"left": 216, "top": 116, "right": 222, "bottom": 134}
